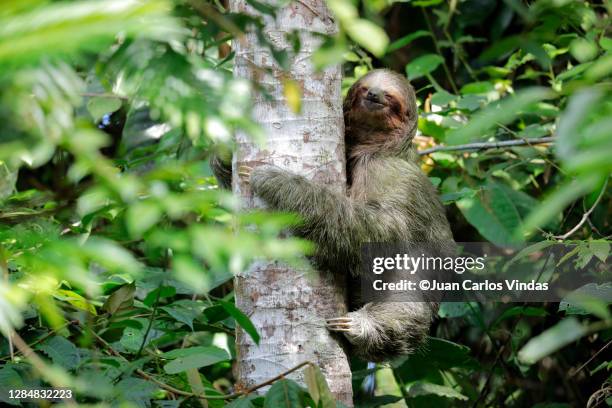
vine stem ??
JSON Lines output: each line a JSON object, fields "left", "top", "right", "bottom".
{"left": 570, "top": 339, "right": 612, "bottom": 377}
{"left": 418, "top": 137, "right": 555, "bottom": 155}
{"left": 136, "top": 284, "right": 163, "bottom": 358}
{"left": 553, "top": 178, "right": 608, "bottom": 240}
{"left": 421, "top": 7, "right": 459, "bottom": 94}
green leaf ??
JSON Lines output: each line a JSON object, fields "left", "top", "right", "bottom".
{"left": 218, "top": 299, "right": 260, "bottom": 345}
{"left": 406, "top": 54, "right": 444, "bottom": 80}
{"left": 447, "top": 87, "right": 554, "bottom": 145}
{"left": 457, "top": 181, "right": 523, "bottom": 245}
{"left": 569, "top": 38, "right": 598, "bottom": 63}
{"left": 143, "top": 286, "right": 176, "bottom": 307}
{"left": 355, "top": 395, "right": 403, "bottom": 408}
{"left": 37, "top": 336, "right": 80, "bottom": 370}
{"left": 406, "top": 381, "right": 468, "bottom": 400}
{"left": 172, "top": 253, "right": 211, "bottom": 294}
{"left": 345, "top": 19, "right": 389, "bottom": 57}
{"left": 387, "top": 30, "right": 431, "bottom": 53}
{"left": 555, "top": 88, "right": 602, "bottom": 161}
{"left": 430, "top": 90, "right": 457, "bottom": 106}
{"left": 87, "top": 96, "right": 122, "bottom": 122}
{"left": 412, "top": 0, "right": 443, "bottom": 6}
{"left": 440, "top": 188, "right": 476, "bottom": 204}
{"left": 0, "top": 366, "right": 24, "bottom": 405}
{"left": 518, "top": 318, "right": 587, "bottom": 364}
{"left": 113, "top": 377, "right": 158, "bottom": 407}
{"left": 456, "top": 94, "right": 485, "bottom": 111}
{"left": 491, "top": 306, "right": 548, "bottom": 328}
{"left": 304, "top": 364, "right": 335, "bottom": 408}
{"left": 226, "top": 395, "right": 258, "bottom": 408}
{"left": 83, "top": 238, "right": 142, "bottom": 275}
{"left": 438, "top": 302, "right": 479, "bottom": 318}
{"left": 589, "top": 240, "right": 610, "bottom": 262}
{"left": 162, "top": 346, "right": 229, "bottom": 374}
{"left": 119, "top": 326, "right": 145, "bottom": 352}
{"left": 585, "top": 54, "right": 612, "bottom": 81}
{"left": 126, "top": 201, "right": 162, "bottom": 238}
{"left": 557, "top": 62, "right": 593, "bottom": 81}
{"left": 460, "top": 81, "right": 495, "bottom": 95}
{"left": 559, "top": 283, "right": 612, "bottom": 320}
{"left": 54, "top": 289, "right": 97, "bottom": 315}
{"left": 0, "top": 0, "right": 181, "bottom": 67}
{"left": 503, "top": 241, "right": 556, "bottom": 272}
{"left": 479, "top": 35, "right": 521, "bottom": 62}
{"left": 264, "top": 379, "right": 306, "bottom": 408}
{"left": 393, "top": 337, "right": 477, "bottom": 384}
{"left": 600, "top": 36, "right": 612, "bottom": 51}
{"left": 103, "top": 282, "right": 136, "bottom": 314}
{"left": 118, "top": 317, "right": 163, "bottom": 353}
{"left": 160, "top": 299, "right": 206, "bottom": 330}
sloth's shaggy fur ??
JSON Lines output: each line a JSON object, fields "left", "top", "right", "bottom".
{"left": 213, "top": 69, "right": 455, "bottom": 362}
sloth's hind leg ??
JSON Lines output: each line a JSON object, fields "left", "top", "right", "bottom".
{"left": 327, "top": 302, "right": 433, "bottom": 362}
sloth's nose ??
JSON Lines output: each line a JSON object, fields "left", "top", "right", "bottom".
{"left": 366, "top": 87, "right": 384, "bottom": 103}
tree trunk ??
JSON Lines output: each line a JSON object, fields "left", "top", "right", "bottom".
{"left": 229, "top": 0, "right": 353, "bottom": 404}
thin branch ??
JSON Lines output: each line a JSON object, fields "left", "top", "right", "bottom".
{"left": 497, "top": 124, "right": 565, "bottom": 174}
{"left": 81, "top": 92, "right": 128, "bottom": 100}
{"left": 570, "top": 339, "right": 612, "bottom": 377}
{"left": 77, "top": 320, "right": 312, "bottom": 401}
{"left": 418, "top": 137, "right": 555, "bottom": 155}
{"left": 587, "top": 382, "right": 612, "bottom": 408}
{"left": 0, "top": 320, "right": 75, "bottom": 361}
{"left": 188, "top": 0, "right": 244, "bottom": 40}
{"left": 553, "top": 178, "right": 608, "bottom": 240}
{"left": 9, "top": 332, "right": 56, "bottom": 381}
{"left": 240, "top": 360, "right": 312, "bottom": 395}
{"left": 296, "top": 0, "right": 331, "bottom": 23}
{"left": 9, "top": 331, "right": 77, "bottom": 406}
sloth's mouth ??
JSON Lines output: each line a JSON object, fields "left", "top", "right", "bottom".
{"left": 363, "top": 98, "right": 386, "bottom": 110}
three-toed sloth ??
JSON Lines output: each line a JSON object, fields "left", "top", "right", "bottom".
{"left": 213, "top": 69, "right": 455, "bottom": 362}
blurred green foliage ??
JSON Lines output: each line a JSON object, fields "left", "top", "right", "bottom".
{"left": 0, "top": 0, "right": 610, "bottom": 407}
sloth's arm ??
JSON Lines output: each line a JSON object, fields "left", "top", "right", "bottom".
{"left": 250, "top": 165, "right": 409, "bottom": 261}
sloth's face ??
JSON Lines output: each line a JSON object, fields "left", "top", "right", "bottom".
{"left": 357, "top": 84, "right": 400, "bottom": 112}
{"left": 344, "top": 69, "right": 416, "bottom": 132}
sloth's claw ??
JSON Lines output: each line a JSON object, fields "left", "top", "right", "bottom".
{"left": 326, "top": 317, "right": 355, "bottom": 333}
{"left": 326, "top": 317, "right": 352, "bottom": 323}
{"left": 237, "top": 165, "right": 253, "bottom": 184}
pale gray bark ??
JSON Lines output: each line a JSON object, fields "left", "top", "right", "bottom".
{"left": 229, "top": 0, "right": 353, "bottom": 404}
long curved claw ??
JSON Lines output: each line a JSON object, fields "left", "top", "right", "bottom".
{"left": 326, "top": 317, "right": 354, "bottom": 333}
{"left": 326, "top": 317, "right": 352, "bottom": 323}
{"left": 237, "top": 165, "right": 252, "bottom": 185}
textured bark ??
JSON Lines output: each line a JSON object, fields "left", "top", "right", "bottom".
{"left": 229, "top": 0, "right": 353, "bottom": 404}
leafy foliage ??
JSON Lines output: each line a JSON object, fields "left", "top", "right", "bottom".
{"left": 0, "top": 0, "right": 610, "bottom": 407}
